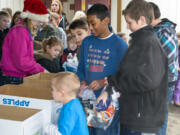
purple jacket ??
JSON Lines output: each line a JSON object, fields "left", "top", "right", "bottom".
{"left": 0, "top": 20, "right": 44, "bottom": 77}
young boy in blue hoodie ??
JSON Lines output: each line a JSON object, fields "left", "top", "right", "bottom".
{"left": 77, "top": 3, "right": 128, "bottom": 135}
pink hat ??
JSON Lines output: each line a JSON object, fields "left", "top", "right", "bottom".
{"left": 21, "top": 0, "right": 49, "bottom": 22}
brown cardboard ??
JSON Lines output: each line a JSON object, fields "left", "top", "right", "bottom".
{"left": 0, "top": 73, "right": 57, "bottom": 99}
{"left": 24, "top": 72, "right": 56, "bottom": 81}
{"left": 23, "top": 72, "right": 56, "bottom": 88}
{"left": 0, "top": 105, "right": 41, "bottom": 121}
{"left": 0, "top": 84, "right": 53, "bottom": 100}
{"left": 0, "top": 73, "right": 57, "bottom": 100}
{"left": 0, "top": 72, "right": 61, "bottom": 129}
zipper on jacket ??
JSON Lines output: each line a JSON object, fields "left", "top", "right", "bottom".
{"left": 138, "top": 112, "right": 141, "bottom": 117}
{"left": 137, "top": 96, "right": 143, "bottom": 118}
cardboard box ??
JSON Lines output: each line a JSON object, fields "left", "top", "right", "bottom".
{"left": 0, "top": 73, "right": 63, "bottom": 131}
{"left": 23, "top": 72, "right": 56, "bottom": 88}
{"left": 24, "top": 72, "right": 56, "bottom": 81}
{"left": 0, "top": 105, "right": 43, "bottom": 135}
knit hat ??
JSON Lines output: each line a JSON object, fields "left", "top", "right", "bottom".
{"left": 21, "top": 0, "right": 49, "bottom": 22}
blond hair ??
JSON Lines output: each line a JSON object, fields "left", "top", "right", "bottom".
{"left": 50, "top": 12, "right": 59, "bottom": 20}
{"left": 24, "top": 18, "right": 36, "bottom": 36}
{"left": 50, "top": 12, "right": 60, "bottom": 24}
{"left": 72, "top": 10, "right": 87, "bottom": 22}
{"left": 2, "top": 8, "right": 12, "bottom": 18}
{"left": 51, "top": 0, "right": 63, "bottom": 15}
{"left": 52, "top": 72, "right": 80, "bottom": 96}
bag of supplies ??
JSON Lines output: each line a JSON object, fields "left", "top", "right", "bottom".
{"left": 78, "top": 85, "right": 120, "bottom": 130}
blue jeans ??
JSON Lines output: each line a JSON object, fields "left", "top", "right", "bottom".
{"left": 121, "top": 126, "right": 155, "bottom": 135}
{"left": 0, "top": 71, "right": 23, "bottom": 86}
{"left": 88, "top": 111, "right": 120, "bottom": 135}
{"left": 156, "top": 85, "right": 174, "bottom": 135}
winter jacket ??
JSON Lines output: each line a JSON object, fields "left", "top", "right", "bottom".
{"left": 55, "top": 27, "right": 67, "bottom": 49}
{"left": 154, "top": 18, "right": 179, "bottom": 84}
{"left": 35, "top": 52, "right": 64, "bottom": 73}
{"left": 59, "top": 14, "right": 68, "bottom": 30}
{"left": 34, "top": 24, "right": 57, "bottom": 42}
{"left": 0, "top": 28, "right": 9, "bottom": 59}
{"left": 106, "top": 26, "right": 168, "bottom": 133}
{"left": 0, "top": 20, "right": 44, "bottom": 77}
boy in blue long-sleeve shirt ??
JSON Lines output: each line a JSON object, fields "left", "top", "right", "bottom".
{"left": 77, "top": 3, "right": 128, "bottom": 135}
{"left": 45, "top": 72, "right": 89, "bottom": 135}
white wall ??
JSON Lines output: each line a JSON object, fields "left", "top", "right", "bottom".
{"left": 1, "top": 0, "right": 179, "bottom": 33}
{"left": 121, "top": 0, "right": 131, "bottom": 36}
{"left": 121, "top": 0, "right": 180, "bottom": 37}
{"left": 62, "top": 0, "right": 75, "bottom": 23}
{"left": 0, "top": 0, "right": 75, "bottom": 23}
{"left": 148, "top": 0, "right": 180, "bottom": 32}
{"left": 111, "top": 0, "right": 117, "bottom": 33}
{"left": 0, "top": 0, "right": 24, "bottom": 14}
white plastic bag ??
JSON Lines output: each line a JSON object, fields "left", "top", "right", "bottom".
{"left": 51, "top": 101, "right": 63, "bottom": 125}
{"left": 78, "top": 85, "right": 120, "bottom": 130}
{"left": 63, "top": 53, "right": 78, "bottom": 72}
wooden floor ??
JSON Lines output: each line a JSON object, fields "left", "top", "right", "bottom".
{"left": 167, "top": 104, "right": 180, "bottom": 135}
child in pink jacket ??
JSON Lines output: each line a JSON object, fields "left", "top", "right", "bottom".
{"left": 0, "top": 0, "right": 49, "bottom": 86}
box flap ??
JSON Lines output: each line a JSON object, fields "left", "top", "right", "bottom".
{"left": 0, "top": 105, "right": 41, "bottom": 121}
{"left": 0, "top": 84, "right": 53, "bottom": 100}
{"left": 0, "top": 73, "right": 57, "bottom": 100}
{"left": 24, "top": 72, "right": 56, "bottom": 81}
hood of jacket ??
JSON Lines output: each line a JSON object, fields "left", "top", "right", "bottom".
{"left": 154, "top": 18, "right": 177, "bottom": 30}
{"left": 34, "top": 51, "right": 54, "bottom": 61}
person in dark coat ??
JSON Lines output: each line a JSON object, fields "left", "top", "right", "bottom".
{"left": 97, "top": 0, "right": 168, "bottom": 134}
{"left": 0, "top": 11, "right": 10, "bottom": 59}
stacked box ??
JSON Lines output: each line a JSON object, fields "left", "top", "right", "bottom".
{"left": 0, "top": 105, "right": 43, "bottom": 135}
{"left": 0, "top": 73, "right": 63, "bottom": 132}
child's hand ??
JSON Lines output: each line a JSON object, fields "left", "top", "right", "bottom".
{"left": 79, "top": 81, "right": 87, "bottom": 96}
{"left": 44, "top": 69, "right": 49, "bottom": 73}
{"left": 80, "top": 80, "right": 87, "bottom": 87}
{"left": 96, "top": 91, "right": 108, "bottom": 105}
{"left": 88, "top": 79, "right": 104, "bottom": 90}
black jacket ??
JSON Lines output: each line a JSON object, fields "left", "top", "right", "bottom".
{"left": 0, "top": 28, "right": 9, "bottom": 59}
{"left": 35, "top": 53, "right": 64, "bottom": 73}
{"left": 59, "top": 14, "right": 68, "bottom": 30}
{"left": 107, "top": 26, "right": 168, "bottom": 133}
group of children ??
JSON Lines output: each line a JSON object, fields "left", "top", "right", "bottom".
{"left": 50, "top": 1, "right": 179, "bottom": 135}
{"left": 0, "top": 0, "right": 180, "bottom": 135}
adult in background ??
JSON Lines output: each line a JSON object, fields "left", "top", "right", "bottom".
{"left": 50, "top": 0, "right": 68, "bottom": 30}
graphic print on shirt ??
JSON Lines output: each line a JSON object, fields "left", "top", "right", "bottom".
{"left": 87, "top": 45, "right": 110, "bottom": 72}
